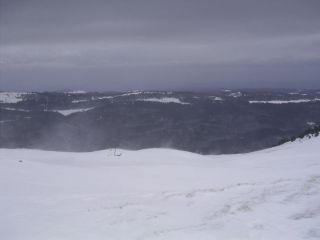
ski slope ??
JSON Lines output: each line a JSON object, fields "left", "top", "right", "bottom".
{"left": 0, "top": 138, "right": 320, "bottom": 240}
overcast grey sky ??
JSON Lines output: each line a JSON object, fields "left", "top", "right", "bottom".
{"left": 1, "top": 0, "right": 320, "bottom": 91}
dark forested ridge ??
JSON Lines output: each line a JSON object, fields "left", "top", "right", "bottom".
{"left": 277, "top": 125, "right": 320, "bottom": 146}
{"left": 1, "top": 90, "right": 320, "bottom": 154}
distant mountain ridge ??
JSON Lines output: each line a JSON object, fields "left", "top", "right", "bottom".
{"left": 1, "top": 90, "right": 320, "bottom": 154}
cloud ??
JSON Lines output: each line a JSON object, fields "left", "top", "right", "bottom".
{"left": 1, "top": 33, "right": 319, "bottom": 69}
{"left": 0, "top": 0, "right": 320, "bottom": 90}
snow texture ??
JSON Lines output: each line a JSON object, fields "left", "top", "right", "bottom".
{"left": 120, "top": 91, "right": 143, "bottom": 96}
{"left": 1, "top": 107, "right": 30, "bottom": 112}
{"left": 138, "top": 97, "right": 190, "bottom": 105}
{"left": 209, "top": 96, "right": 223, "bottom": 101}
{"left": 0, "top": 92, "right": 31, "bottom": 103}
{"left": 96, "top": 96, "right": 114, "bottom": 100}
{"left": 72, "top": 99, "right": 91, "bottom": 103}
{"left": 0, "top": 138, "right": 320, "bottom": 240}
{"left": 249, "top": 99, "right": 320, "bottom": 104}
{"left": 52, "top": 107, "right": 95, "bottom": 116}
{"left": 66, "top": 90, "right": 87, "bottom": 94}
{"left": 307, "top": 121, "right": 316, "bottom": 126}
{"left": 228, "top": 92, "right": 243, "bottom": 97}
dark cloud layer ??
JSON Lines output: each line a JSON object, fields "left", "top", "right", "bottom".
{"left": 1, "top": 0, "right": 320, "bottom": 91}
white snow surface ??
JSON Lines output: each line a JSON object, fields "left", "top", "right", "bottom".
{"left": 93, "top": 91, "right": 167, "bottom": 100}
{"left": 228, "top": 92, "right": 243, "bottom": 98}
{"left": 120, "top": 91, "right": 143, "bottom": 96}
{"left": 0, "top": 92, "right": 31, "bottom": 103}
{"left": 249, "top": 99, "right": 320, "bottom": 104}
{"left": 138, "top": 97, "right": 190, "bottom": 105}
{"left": 1, "top": 138, "right": 320, "bottom": 240}
{"left": 307, "top": 121, "right": 316, "bottom": 126}
{"left": 66, "top": 90, "right": 87, "bottom": 94}
{"left": 209, "top": 96, "right": 223, "bottom": 101}
{"left": 72, "top": 99, "right": 91, "bottom": 103}
{"left": 96, "top": 96, "right": 114, "bottom": 100}
{"left": 1, "top": 107, "right": 30, "bottom": 112}
{"left": 52, "top": 107, "right": 95, "bottom": 116}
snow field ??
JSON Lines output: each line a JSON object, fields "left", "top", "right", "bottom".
{"left": 0, "top": 138, "right": 320, "bottom": 239}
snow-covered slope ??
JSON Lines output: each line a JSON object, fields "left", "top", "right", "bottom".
{"left": 0, "top": 92, "right": 31, "bottom": 103}
{"left": 52, "top": 107, "right": 95, "bottom": 116}
{"left": 0, "top": 138, "right": 320, "bottom": 240}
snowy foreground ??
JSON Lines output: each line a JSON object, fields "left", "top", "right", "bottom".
{"left": 1, "top": 139, "right": 320, "bottom": 240}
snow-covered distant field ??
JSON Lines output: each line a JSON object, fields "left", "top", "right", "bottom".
{"left": 138, "top": 97, "right": 190, "bottom": 105}
{"left": 0, "top": 138, "right": 320, "bottom": 240}
{"left": 0, "top": 92, "right": 32, "bottom": 103}
{"left": 249, "top": 98, "right": 320, "bottom": 104}
{"left": 52, "top": 107, "right": 95, "bottom": 116}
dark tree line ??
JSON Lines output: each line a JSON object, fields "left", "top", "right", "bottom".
{"left": 276, "top": 125, "right": 320, "bottom": 146}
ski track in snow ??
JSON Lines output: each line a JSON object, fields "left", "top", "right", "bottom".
{"left": 0, "top": 138, "right": 320, "bottom": 239}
